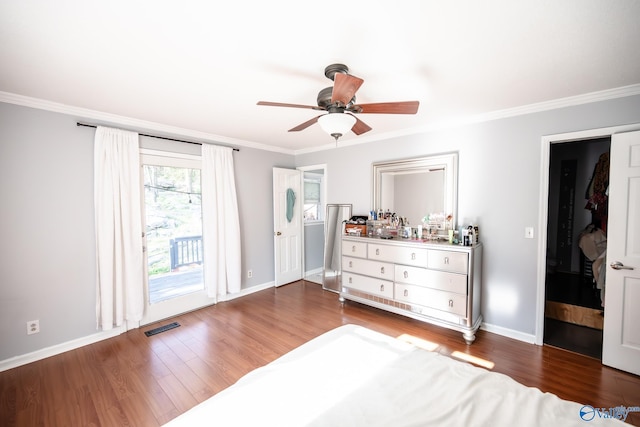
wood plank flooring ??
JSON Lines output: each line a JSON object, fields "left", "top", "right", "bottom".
{"left": 1, "top": 281, "right": 639, "bottom": 426}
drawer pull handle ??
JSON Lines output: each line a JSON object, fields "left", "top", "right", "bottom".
{"left": 444, "top": 257, "right": 449, "bottom": 264}
{"left": 349, "top": 261, "right": 353, "bottom": 268}
{"left": 448, "top": 299, "right": 453, "bottom": 307}
{"left": 403, "top": 271, "right": 409, "bottom": 279}
{"left": 380, "top": 266, "right": 385, "bottom": 274}
{"left": 376, "top": 248, "right": 380, "bottom": 256}
{"left": 348, "top": 277, "right": 352, "bottom": 284}
{"left": 352, "top": 245, "right": 356, "bottom": 252}
{"left": 411, "top": 253, "right": 416, "bottom": 260}
{"left": 404, "top": 289, "right": 409, "bottom": 297}
{"left": 380, "top": 284, "right": 385, "bottom": 292}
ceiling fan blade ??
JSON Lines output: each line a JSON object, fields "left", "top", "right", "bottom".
{"left": 288, "top": 115, "right": 322, "bottom": 132}
{"left": 349, "top": 114, "right": 372, "bottom": 136}
{"left": 352, "top": 101, "right": 420, "bottom": 114}
{"left": 257, "top": 101, "right": 324, "bottom": 111}
{"left": 331, "top": 73, "right": 364, "bottom": 106}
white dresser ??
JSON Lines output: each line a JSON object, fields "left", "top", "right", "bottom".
{"left": 341, "top": 235, "right": 482, "bottom": 344}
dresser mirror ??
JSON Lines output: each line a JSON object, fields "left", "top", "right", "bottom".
{"left": 372, "top": 152, "right": 458, "bottom": 229}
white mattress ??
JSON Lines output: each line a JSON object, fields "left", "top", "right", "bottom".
{"left": 163, "top": 324, "right": 629, "bottom": 426}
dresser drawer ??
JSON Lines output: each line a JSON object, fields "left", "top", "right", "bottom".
{"left": 427, "top": 250, "right": 468, "bottom": 273}
{"left": 368, "top": 243, "right": 428, "bottom": 266}
{"left": 343, "top": 256, "right": 394, "bottom": 280}
{"left": 395, "top": 284, "right": 467, "bottom": 317}
{"left": 343, "top": 272, "right": 394, "bottom": 298}
{"left": 342, "top": 240, "right": 367, "bottom": 258}
{"left": 394, "top": 265, "right": 467, "bottom": 294}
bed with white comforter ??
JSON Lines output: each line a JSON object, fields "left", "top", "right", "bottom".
{"left": 163, "top": 324, "right": 629, "bottom": 426}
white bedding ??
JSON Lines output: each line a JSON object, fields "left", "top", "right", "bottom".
{"left": 163, "top": 324, "right": 629, "bottom": 426}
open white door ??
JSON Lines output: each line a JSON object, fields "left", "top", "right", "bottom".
{"left": 273, "top": 167, "right": 302, "bottom": 287}
{"left": 602, "top": 130, "right": 640, "bottom": 376}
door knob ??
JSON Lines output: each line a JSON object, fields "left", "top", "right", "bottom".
{"left": 275, "top": 231, "right": 282, "bottom": 236}
{"left": 611, "top": 261, "right": 634, "bottom": 270}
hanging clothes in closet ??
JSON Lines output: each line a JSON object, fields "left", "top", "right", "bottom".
{"left": 578, "top": 224, "right": 607, "bottom": 307}
{"left": 584, "top": 152, "right": 609, "bottom": 233}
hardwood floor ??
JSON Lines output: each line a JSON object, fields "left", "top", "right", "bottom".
{"left": 544, "top": 317, "right": 603, "bottom": 359}
{"left": 1, "top": 281, "right": 639, "bottom": 426}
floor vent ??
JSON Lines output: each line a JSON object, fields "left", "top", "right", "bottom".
{"left": 144, "top": 322, "right": 180, "bottom": 337}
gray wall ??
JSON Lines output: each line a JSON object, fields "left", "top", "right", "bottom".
{"left": 296, "top": 94, "right": 640, "bottom": 336}
{"left": 304, "top": 223, "right": 324, "bottom": 272}
{"left": 2, "top": 94, "right": 640, "bottom": 362}
{"left": 1, "top": 104, "right": 97, "bottom": 361}
{"left": 0, "top": 102, "right": 293, "bottom": 361}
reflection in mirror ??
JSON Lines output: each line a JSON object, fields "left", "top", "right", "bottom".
{"left": 373, "top": 152, "right": 458, "bottom": 228}
{"left": 323, "top": 204, "right": 352, "bottom": 293}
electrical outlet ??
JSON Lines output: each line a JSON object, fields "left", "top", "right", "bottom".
{"left": 525, "top": 227, "right": 535, "bottom": 239}
{"left": 27, "top": 319, "right": 40, "bottom": 335}
{"left": 247, "top": 270, "right": 253, "bottom": 278}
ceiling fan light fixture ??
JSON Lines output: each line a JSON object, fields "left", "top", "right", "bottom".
{"left": 318, "top": 113, "right": 356, "bottom": 141}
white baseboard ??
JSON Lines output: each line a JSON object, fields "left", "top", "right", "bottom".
{"left": 1, "top": 281, "right": 276, "bottom": 372}
{"left": 304, "top": 267, "right": 323, "bottom": 277}
{"left": 219, "top": 281, "right": 275, "bottom": 302}
{"left": 0, "top": 327, "right": 125, "bottom": 373}
{"left": 481, "top": 322, "right": 537, "bottom": 344}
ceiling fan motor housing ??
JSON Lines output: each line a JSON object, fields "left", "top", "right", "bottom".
{"left": 317, "top": 86, "right": 355, "bottom": 111}
{"left": 324, "top": 63, "right": 349, "bottom": 81}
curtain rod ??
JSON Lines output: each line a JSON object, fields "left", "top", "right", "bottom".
{"left": 76, "top": 122, "right": 240, "bottom": 151}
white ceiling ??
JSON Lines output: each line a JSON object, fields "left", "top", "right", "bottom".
{"left": 1, "top": 0, "right": 639, "bottom": 153}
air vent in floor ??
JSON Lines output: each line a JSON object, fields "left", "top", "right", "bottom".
{"left": 144, "top": 321, "right": 180, "bottom": 337}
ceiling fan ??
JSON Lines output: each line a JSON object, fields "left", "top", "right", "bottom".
{"left": 257, "top": 64, "right": 420, "bottom": 142}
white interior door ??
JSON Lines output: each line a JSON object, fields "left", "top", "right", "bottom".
{"left": 602, "top": 130, "right": 640, "bottom": 376}
{"left": 273, "top": 167, "right": 303, "bottom": 286}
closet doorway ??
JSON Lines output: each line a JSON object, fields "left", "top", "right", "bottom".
{"left": 543, "top": 137, "right": 610, "bottom": 359}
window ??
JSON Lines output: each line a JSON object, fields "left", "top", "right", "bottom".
{"left": 303, "top": 172, "right": 324, "bottom": 222}
{"left": 143, "top": 162, "right": 203, "bottom": 304}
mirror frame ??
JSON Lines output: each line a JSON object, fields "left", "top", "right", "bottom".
{"left": 372, "top": 152, "right": 458, "bottom": 228}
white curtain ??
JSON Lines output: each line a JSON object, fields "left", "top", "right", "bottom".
{"left": 94, "top": 126, "right": 144, "bottom": 331}
{"left": 202, "top": 144, "right": 241, "bottom": 300}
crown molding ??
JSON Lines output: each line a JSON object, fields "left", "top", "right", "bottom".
{"left": 404, "top": 83, "right": 640, "bottom": 137}
{"left": 0, "top": 91, "right": 295, "bottom": 155}
{"left": 295, "top": 83, "right": 640, "bottom": 154}
{"left": 468, "top": 83, "right": 640, "bottom": 123}
{"left": 3, "top": 84, "right": 639, "bottom": 156}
